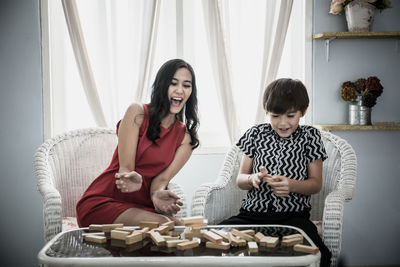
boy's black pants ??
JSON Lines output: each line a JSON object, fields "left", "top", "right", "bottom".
{"left": 219, "top": 209, "right": 332, "bottom": 267}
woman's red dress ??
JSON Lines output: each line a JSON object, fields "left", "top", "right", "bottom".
{"left": 76, "top": 104, "right": 185, "bottom": 227}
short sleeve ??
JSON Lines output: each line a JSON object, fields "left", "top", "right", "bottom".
{"left": 305, "top": 127, "right": 328, "bottom": 163}
{"left": 236, "top": 126, "right": 258, "bottom": 158}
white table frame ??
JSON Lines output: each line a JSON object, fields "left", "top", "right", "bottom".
{"left": 38, "top": 224, "right": 321, "bottom": 267}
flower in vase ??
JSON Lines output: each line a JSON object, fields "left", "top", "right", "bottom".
{"left": 365, "top": 76, "right": 383, "bottom": 97}
{"left": 340, "top": 76, "right": 384, "bottom": 108}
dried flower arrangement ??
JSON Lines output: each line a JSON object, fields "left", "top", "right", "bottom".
{"left": 340, "top": 76, "right": 383, "bottom": 108}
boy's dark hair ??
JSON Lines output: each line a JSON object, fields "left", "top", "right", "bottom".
{"left": 147, "top": 59, "right": 200, "bottom": 149}
{"left": 263, "top": 78, "right": 309, "bottom": 115}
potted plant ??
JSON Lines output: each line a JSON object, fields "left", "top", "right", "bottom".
{"left": 340, "top": 76, "right": 384, "bottom": 125}
{"left": 329, "top": 0, "right": 392, "bottom": 31}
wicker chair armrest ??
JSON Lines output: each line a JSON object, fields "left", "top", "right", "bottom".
{"left": 35, "top": 145, "right": 64, "bottom": 243}
{"left": 191, "top": 182, "right": 245, "bottom": 225}
{"left": 42, "top": 190, "right": 62, "bottom": 243}
{"left": 322, "top": 190, "right": 346, "bottom": 267}
{"left": 167, "top": 182, "right": 187, "bottom": 218}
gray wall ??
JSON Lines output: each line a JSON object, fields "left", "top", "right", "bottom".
{"left": 0, "top": 0, "right": 44, "bottom": 266}
{"left": 313, "top": 1, "right": 400, "bottom": 266}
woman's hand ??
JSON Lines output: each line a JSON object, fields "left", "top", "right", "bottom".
{"left": 115, "top": 171, "right": 143, "bottom": 193}
{"left": 151, "top": 190, "right": 183, "bottom": 215}
{"left": 267, "top": 175, "right": 291, "bottom": 197}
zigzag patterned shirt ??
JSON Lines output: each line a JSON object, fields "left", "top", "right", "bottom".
{"left": 236, "top": 124, "right": 327, "bottom": 213}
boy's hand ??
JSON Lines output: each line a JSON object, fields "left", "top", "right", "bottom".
{"left": 248, "top": 166, "right": 271, "bottom": 189}
{"left": 248, "top": 173, "right": 262, "bottom": 189}
{"left": 259, "top": 166, "right": 273, "bottom": 183}
{"left": 267, "top": 175, "right": 291, "bottom": 197}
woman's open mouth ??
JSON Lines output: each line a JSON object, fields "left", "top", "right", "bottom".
{"left": 171, "top": 97, "right": 183, "bottom": 107}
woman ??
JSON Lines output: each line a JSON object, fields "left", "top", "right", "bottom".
{"left": 76, "top": 59, "right": 199, "bottom": 226}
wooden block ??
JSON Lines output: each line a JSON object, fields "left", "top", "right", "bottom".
{"left": 161, "top": 221, "right": 175, "bottom": 231}
{"left": 191, "top": 226, "right": 201, "bottom": 237}
{"left": 202, "top": 230, "right": 223, "bottom": 244}
{"left": 293, "top": 244, "right": 319, "bottom": 254}
{"left": 210, "top": 229, "right": 230, "bottom": 243}
{"left": 138, "top": 227, "right": 149, "bottom": 238}
{"left": 176, "top": 240, "right": 199, "bottom": 250}
{"left": 111, "top": 230, "right": 130, "bottom": 240}
{"left": 260, "top": 236, "right": 279, "bottom": 248}
{"left": 82, "top": 232, "right": 105, "bottom": 237}
{"left": 262, "top": 177, "right": 278, "bottom": 183}
{"left": 84, "top": 234, "right": 107, "bottom": 243}
{"left": 154, "top": 225, "right": 169, "bottom": 235}
{"left": 166, "top": 239, "right": 189, "bottom": 248}
{"left": 228, "top": 232, "right": 247, "bottom": 247}
{"left": 282, "top": 234, "right": 303, "bottom": 241}
{"left": 139, "top": 221, "right": 159, "bottom": 229}
{"left": 232, "top": 229, "right": 254, "bottom": 241}
{"left": 150, "top": 231, "right": 166, "bottom": 246}
{"left": 145, "top": 229, "right": 155, "bottom": 238}
{"left": 248, "top": 241, "right": 258, "bottom": 253}
{"left": 181, "top": 216, "right": 205, "bottom": 225}
{"left": 167, "top": 231, "right": 179, "bottom": 237}
{"left": 241, "top": 229, "right": 255, "bottom": 236}
{"left": 88, "top": 224, "right": 103, "bottom": 232}
{"left": 281, "top": 237, "right": 303, "bottom": 247}
{"left": 114, "top": 226, "right": 136, "bottom": 233}
{"left": 206, "top": 241, "right": 230, "bottom": 250}
{"left": 254, "top": 232, "right": 265, "bottom": 243}
{"left": 162, "top": 235, "right": 179, "bottom": 241}
{"left": 125, "top": 231, "right": 143, "bottom": 245}
{"left": 184, "top": 230, "right": 194, "bottom": 240}
{"left": 186, "top": 221, "right": 208, "bottom": 227}
{"left": 101, "top": 223, "right": 124, "bottom": 232}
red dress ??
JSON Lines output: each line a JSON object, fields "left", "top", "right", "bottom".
{"left": 76, "top": 104, "right": 185, "bottom": 227}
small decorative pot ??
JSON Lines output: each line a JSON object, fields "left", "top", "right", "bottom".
{"left": 348, "top": 96, "right": 372, "bottom": 125}
{"left": 349, "top": 101, "right": 360, "bottom": 125}
{"left": 359, "top": 106, "right": 372, "bottom": 125}
{"left": 345, "top": 0, "right": 376, "bottom": 32}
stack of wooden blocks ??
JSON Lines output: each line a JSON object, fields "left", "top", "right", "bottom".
{"left": 82, "top": 216, "right": 318, "bottom": 254}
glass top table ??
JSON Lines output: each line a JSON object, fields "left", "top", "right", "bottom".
{"left": 38, "top": 224, "right": 320, "bottom": 266}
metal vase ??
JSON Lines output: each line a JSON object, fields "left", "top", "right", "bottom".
{"left": 348, "top": 97, "right": 372, "bottom": 125}
{"left": 349, "top": 101, "right": 360, "bottom": 125}
{"left": 359, "top": 106, "right": 372, "bottom": 125}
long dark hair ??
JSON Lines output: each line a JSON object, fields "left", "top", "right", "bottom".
{"left": 147, "top": 59, "right": 200, "bottom": 149}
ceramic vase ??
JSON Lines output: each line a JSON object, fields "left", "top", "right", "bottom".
{"left": 345, "top": 1, "right": 376, "bottom": 32}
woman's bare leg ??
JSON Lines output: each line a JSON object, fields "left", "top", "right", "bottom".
{"left": 113, "top": 207, "right": 182, "bottom": 226}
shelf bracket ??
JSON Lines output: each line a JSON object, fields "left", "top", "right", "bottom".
{"left": 325, "top": 37, "right": 336, "bottom": 62}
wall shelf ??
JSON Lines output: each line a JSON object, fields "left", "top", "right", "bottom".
{"left": 312, "top": 31, "right": 400, "bottom": 39}
{"left": 312, "top": 31, "right": 400, "bottom": 61}
{"left": 313, "top": 122, "right": 400, "bottom": 131}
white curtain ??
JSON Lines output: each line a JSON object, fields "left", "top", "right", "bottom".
{"left": 62, "top": 0, "right": 107, "bottom": 127}
{"left": 255, "top": 0, "right": 294, "bottom": 124}
{"left": 202, "top": 0, "right": 240, "bottom": 144}
{"left": 47, "top": 0, "right": 303, "bottom": 149}
{"left": 60, "top": 0, "right": 160, "bottom": 129}
{"left": 202, "top": 0, "right": 294, "bottom": 143}
{"left": 134, "top": 0, "right": 160, "bottom": 104}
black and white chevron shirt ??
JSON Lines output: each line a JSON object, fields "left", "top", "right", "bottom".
{"left": 236, "top": 123, "right": 327, "bottom": 213}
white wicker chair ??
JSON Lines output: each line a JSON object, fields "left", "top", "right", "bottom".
{"left": 34, "top": 128, "right": 188, "bottom": 243}
{"left": 191, "top": 131, "right": 357, "bottom": 267}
